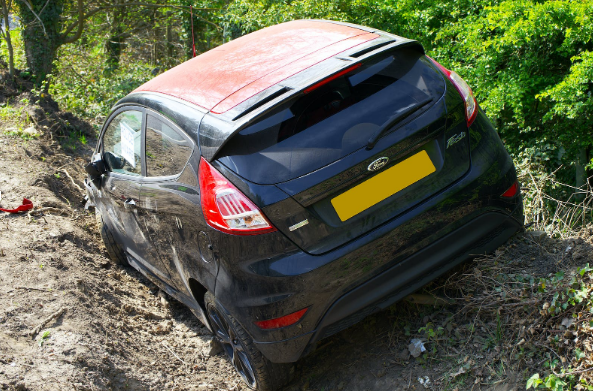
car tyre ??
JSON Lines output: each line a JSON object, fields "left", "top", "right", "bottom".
{"left": 96, "top": 213, "right": 128, "bottom": 266}
{"left": 205, "top": 292, "right": 293, "bottom": 391}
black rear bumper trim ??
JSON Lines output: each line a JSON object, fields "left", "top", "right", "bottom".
{"left": 311, "top": 211, "right": 521, "bottom": 343}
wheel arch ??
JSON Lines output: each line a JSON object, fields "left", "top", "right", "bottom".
{"left": 188, "top": 277, "right": 207, "bottom": 311}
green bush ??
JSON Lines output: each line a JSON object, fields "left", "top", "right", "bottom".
{"left": 49, "top": 42, "right": 155, "bottom": 127}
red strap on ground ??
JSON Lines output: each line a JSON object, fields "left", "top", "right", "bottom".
{"left": 0, "top": 198, "right": 33, "bottom": 213}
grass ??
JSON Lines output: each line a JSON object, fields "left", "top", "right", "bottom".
{"left": 3, "top": 126, "right": 40, "bottom": 141}
{"left": 0, "top": 101, "right": 25, "bottom": 122}
{"left": 0, "top": 99, "right": 40, "bottom": 140}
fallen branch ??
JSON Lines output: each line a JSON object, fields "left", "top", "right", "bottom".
{"left": 61, "top": 169, "right": 84, "bottom": 195}
{"left": 29, "top": 307, "right": 66, "bottom": 339}
{"left": 485, "top": 299, "right": 540, "bottom": 309}
{"left": 16, "top": 286, "right": 49, "bottom": 292}
{"left": 161, "top": 340, "right": 186, "bottom": 365}
{"left": 29, "top": 207, "right": 69, "bottom": 216}
{"left": 555, "top": 366, "right": 593, "bottom": 378}
{"left": 405, "top": 293, "right": 455, "bottom": 306}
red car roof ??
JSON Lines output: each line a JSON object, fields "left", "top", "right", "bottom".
{"left": 134, "top": 20, "right": 379, "bottom": 114}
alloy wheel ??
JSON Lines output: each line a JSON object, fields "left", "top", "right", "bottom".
{"left": 207, "top": 304, "right": 257, "bottom": 389}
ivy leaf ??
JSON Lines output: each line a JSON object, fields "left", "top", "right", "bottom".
{"left": 526, "top": 373, "right": 541, "bottom": 389}
{"left": 579, "top": 264, "right": 593, "bottom": 276}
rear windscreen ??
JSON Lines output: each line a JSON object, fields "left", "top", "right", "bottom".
{"left": 218, "top": 48, "right": 445, "bottom": 185}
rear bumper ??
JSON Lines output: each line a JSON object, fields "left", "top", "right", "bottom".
{"left": 253, "top": 210, "right": 522, "bottom": 362}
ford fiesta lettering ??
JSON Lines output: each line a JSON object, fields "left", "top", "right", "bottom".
{"left": 84, "top": 20, "right": 524, "bottom": 391}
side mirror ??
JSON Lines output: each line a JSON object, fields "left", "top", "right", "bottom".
{"left": 104, "top": 151, "right": 125, "bottom": 170}
{"left": 85, "top": 153, "right": 106, "bottom": 188}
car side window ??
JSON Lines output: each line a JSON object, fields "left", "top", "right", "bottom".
{"left": 102, "top": 110, "right": 143, "bottom": 176}
{"left": 145, "top": 114, "right": 193, "bottom": 177}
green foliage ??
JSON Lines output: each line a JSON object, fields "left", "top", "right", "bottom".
{"left": 419, "top": 322, "right": 444, "bottom": 341}
{"left": 431, "top": 0, "right": 593, "bottom": 187}
{"left": 418, "top": 322, "right": 445, "bottom": 354}
{"left": 579, "top": 264, "right": 593, "bottom": 276}
{"left": 0, "top": 28, "right": 27, "bottom": 70}
{"left": 539, "top": 51, "right": 593, "bottom": 122}
{"left": 526, "top": 264, "right": 593, "bottom": 390}
{"left": 0, "top": 101, "right": 21, "bottom": 121}
{"left": 3, "top": 128, "right": 39, "bottom": 140}
{"left": 224, "top": 0, "right": 493, "bottom": 43}
{"left": 0, "top": 99, "right": 38, "bottom": 140}
{"left": 537, "top": 265, "right": 593, "bottom": 315}
{"left": 527, "top": 373, "right": 542, "bottom": 389}
{"left": 179, "top": 0, "right": 227, "bottom": 58}
{"left": 537, "top": 50, "right": 593, "bottom": 169}
{"left": 49, "top": 42, "right": 155, "bottom": 123}
{"left": 225, "top": 0, "right": 347, "bottom": 35}
{"left": 526, "top": 372, "right": 569, "bottom": 391}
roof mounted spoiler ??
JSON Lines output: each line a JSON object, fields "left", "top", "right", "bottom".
{"left": 200, "top": 37, "right": 425, "bottom": 162}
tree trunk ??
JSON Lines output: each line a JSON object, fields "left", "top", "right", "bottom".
{"left": 105, "top": 10, "right": 124, "bottom": 72}
{"left": 0, "top": 0, "right": 14, "bottom": 76}
{"left": 152, "top": 10, "right": 158, "bottom": 66}
{"left": 586, "top": 147, "right": 592, "bottom": 194}
{"left": 19, "top": 0, "right": 64, "bottom": 86}
{"left": 575, "top": 147, "right": 587, "bottom": 201}
{"left": 166, "top": 20, "right": 173, "bottom": 59}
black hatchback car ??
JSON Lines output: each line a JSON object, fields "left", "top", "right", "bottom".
{"left": 84, "top": 20, "right": 524, "bottom": 391}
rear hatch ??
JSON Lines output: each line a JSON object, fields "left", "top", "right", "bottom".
{"left": 217, "top": 47, "right": 470, "bottom": 254}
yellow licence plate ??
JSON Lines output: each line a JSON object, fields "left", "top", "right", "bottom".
{"left": 331, "top": 150, "right": 436, "bottom": 222}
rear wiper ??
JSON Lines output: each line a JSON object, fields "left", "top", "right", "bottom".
{"left": 366, "top": 97, "right": 433, "bottom": 150}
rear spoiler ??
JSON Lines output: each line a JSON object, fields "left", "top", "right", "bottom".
{"left": 199, "top": 38, "right": 425, "bottom": 162}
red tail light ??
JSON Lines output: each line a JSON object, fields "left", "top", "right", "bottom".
{"left": 427, "top": 56, "right": 478, "bottom": 127}
{"left": 501, "top": 181, "right": 520, "bottom": 198}
{"left": 254, "top": 308, "right": 308, "bottom": 330}
{"left": 199, "top": 157, "right": 276, "bottom": 235}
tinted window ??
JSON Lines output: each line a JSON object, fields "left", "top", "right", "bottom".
{"left": 146, "top": 114, "right": 193, "bottom": 177}
{"left": 219, "top": 49, "right": 445, "bottom": 184}
{"left": 102, "top": 110, "right": 143, "bottom": 176}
